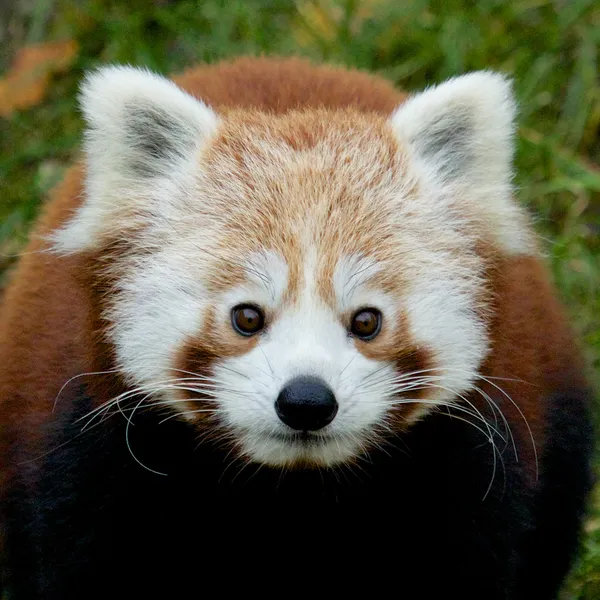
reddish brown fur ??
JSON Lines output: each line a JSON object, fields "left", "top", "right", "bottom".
{"left": 201, "top": 108, "right": 412, "bottom": 305}
{"left": 478, "top": 256, "right": 587, "bottom": 482}
{"left": 0, "top": 57, "right": 584, "bottom": 491}
{"left": 173, "top": 56, "right": 404, "bottom": 113}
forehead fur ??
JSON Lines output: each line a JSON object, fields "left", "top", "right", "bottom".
{"left": 198, "top": 109, "right": 420, "bottom": 299}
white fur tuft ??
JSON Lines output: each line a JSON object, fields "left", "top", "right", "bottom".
{"left": 391, "top": 71, "right": 515, "bottom": 186}
{"left": 391, "top": 71, "right": 535, "bottom": 255}
{"left": 52, "top": 66, "right": 219, "bottom": 253}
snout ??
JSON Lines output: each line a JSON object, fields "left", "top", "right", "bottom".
{"left": 275, "top": 376, "right": 338, "bottom": 431}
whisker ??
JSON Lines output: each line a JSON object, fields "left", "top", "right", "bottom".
{"left": 53, "top": 368, "right": 120, "bottom": 411}
{"left": 475, "top": 374, "right": 538, "bottom": 480}
{"left": 441, "top": 410, "right": 505, "bottom": 501}
{"left": 160, "top": 216, "right": 274, "bottom": 292}
{"left": 216, "top": 364, "right": 269, "bottom": 387}
{"left": 338, "top": 350, "right": 359, "bottom": 382}
{"left": 242, "top": 361, "right": 277, "bottom": 382}
{"left": 259, "top": 347, "right": 278, "bottom": 380}
{"left": 159, "top": 408, "right": 221, "bottom": 424}
{"left": 385, "top": 397, "right": 507, "bottom": 443}
{"left": 125, "top": 392, "right": 168, "bottom": 476}
{"left": 76, "top": 380, "right": 225, "bottom": 430}
{"left": 470, "top": 384, "right": 517, "bottom": 460}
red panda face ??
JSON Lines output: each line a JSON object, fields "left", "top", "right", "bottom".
{"left": 51, "top": 67, "right": 536, "bottom": 468}
{"left": 176, "top": 248, "right": 436, "bottom": 468}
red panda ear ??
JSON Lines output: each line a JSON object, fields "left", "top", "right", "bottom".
{"left": 390, "top": 72, "right": 535, "bottom": 255}
{"left": 52, "top": 66, "right": 219, "bottom": 254}
{"left": 390, "top": 71, "right": 515, "bottom": 191}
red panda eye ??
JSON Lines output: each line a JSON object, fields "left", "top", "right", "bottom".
{"left": 231, "top": 305, "right": 265, "bottom": 336}
{"left": 350, "top": 308, "right": 382, "bottom": 340}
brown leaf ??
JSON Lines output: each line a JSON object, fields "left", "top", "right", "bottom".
{"left": 0, "top": 40, "right": 78, "bottom": 117}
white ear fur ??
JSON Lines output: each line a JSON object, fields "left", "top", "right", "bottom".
{"left": 391, "top": 71, "right": 515, "bottom": 188}
{"left": 52, "top": 66, "right": 219, "bottom": 253}
{"left": 391, "top": 71, "right": 535, "bottom": 254}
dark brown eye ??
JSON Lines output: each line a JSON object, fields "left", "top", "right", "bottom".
{"left": 350, "top": 308, "right": 382, "bottom": 340}
{"left": 231, "top": 305, "right": 265, "bottom": 336}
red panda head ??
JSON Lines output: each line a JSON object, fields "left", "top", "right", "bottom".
{"left": 52, "top": 66, "right": 536, "bottom": 468}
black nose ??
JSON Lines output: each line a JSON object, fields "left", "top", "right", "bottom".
{"left": 275, "top": 376, "right": 338, "bottom": 431}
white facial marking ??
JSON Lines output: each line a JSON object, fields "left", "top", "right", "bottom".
{"left": 218, "top": 250, "right": 289, "bottom": 322}
{"left": 107, "top": 246, "right": 208, "bottom": 388}
{"left": 390, "top": 71, "right": 536, "bottom": 256}
{"left": 52, "top": 66, "right": 219, "bottom": 253}
{"left": 214, "top": 250, "right": 395, "bottom": 467}
{"left": 333, "top": 254, "right": 381, "bottom": 313}
{"left": 403, "top": 262, "right": 488, "bottom": 401}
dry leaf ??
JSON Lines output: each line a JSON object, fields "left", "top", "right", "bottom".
{"left": 0, "top": 40, "right": 78, "bottom": 117}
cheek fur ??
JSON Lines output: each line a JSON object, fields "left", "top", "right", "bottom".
{"left": 171, "top": 309, "right": 261, "bottom": 426}
{"left": 354, "top": 308, "right": 435, "bottom": 425}
{"left": 173, "top": 342, "right": 220, "bottom": 425}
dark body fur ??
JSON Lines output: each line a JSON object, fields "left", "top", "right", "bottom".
{"left": 3, "top": 383, "right": 592, "bottom": 599}
{"left": 0, "top": 57, "right": 594, "bottom": 599}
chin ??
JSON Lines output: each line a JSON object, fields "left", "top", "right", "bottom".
{"left": 237, "top": 430, "right": 365, "bottom": 468}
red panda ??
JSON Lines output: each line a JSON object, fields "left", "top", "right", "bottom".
{"left": 0, "top": 56, "right": 593, "bottom": 599}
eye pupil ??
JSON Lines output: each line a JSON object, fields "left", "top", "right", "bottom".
{"left": 350, "top": 308, "right": 381, "bottom": 340}
{"left": 232, "top": 305, "right": 264, "bottom": 336}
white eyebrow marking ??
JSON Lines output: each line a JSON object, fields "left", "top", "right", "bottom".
{"left": 333, "top": 254, "right": 381, "bottom": 311}
{"left": 245, "top": 250, "right": 288, "bottom": 305}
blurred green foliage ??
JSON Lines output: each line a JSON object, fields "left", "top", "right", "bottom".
{"left": 0, "top": 0, "right": 598, "bottom": 596}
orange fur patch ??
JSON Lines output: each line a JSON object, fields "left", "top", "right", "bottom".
{"left": 200, "top": 109, "right": 413, "bottom": 299}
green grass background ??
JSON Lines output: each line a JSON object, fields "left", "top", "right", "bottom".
{"left": 1, "top": 0, "right": 599, "bottom": 596}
